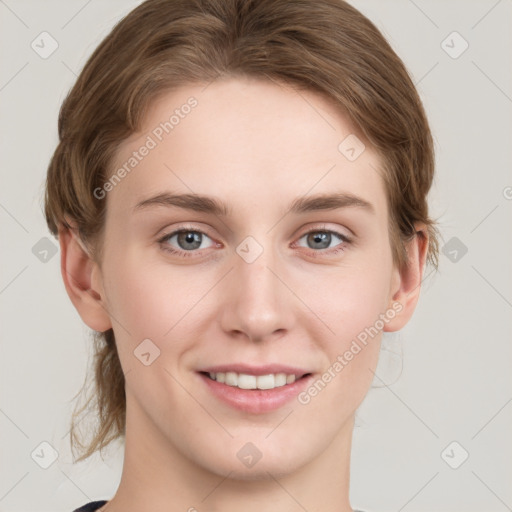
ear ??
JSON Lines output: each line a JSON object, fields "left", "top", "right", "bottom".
{"left": 383, "top": 222, "right": 429, "bottom": 332}
{"left": 58, "top": 222, "right": 112, "bottom": 332}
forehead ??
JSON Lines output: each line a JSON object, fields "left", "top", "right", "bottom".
{"left": 107, "top": 77, "right": 388, "bottom": 221}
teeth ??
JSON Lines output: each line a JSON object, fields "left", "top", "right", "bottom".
{"left": 275, "top": 373, "right": 287, "bottom": 387}
{"left": 238, "top": 374, "right": 257, "bottom": 389}
{"left": 257, "top": 374, "right": 275, "bottom": 390}
{"left": 207, "top": 371, "right": 298, "bottom": 390}
{"left": 225, "top": 372, "right": 238, "bottom": 386}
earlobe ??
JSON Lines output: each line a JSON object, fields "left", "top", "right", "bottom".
{"left": 383, "top": 224, "right": 429, "bottom": 332}
{"left": 58, "top": 224, "right": 112, "bottom": 332}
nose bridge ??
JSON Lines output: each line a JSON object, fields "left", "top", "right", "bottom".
{"left": 220, "top": 236, "right": 293, "bottom": 341}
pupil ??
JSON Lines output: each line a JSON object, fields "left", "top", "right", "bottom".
{"left": 178, "top": 231, "right": 201, "bottom": 250}
{"left": 309, "top": 232, "right": 330, "bottom": 249}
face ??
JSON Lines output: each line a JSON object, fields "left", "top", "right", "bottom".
{"left": 93, "top": 76, "right": 402, "bottom": 478}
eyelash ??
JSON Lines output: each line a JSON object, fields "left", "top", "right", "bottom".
{"left": 294, "top": 228, "right": 351, "bottom": 258}
{"left": 157, "top": 226, "right": 218, "bottom": 259}
{"left": 157, "top": 225, "right": 352, "bottom": 259}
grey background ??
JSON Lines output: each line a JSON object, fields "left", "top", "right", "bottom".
{"left": 1, "top": 1, "right": 511, "bottom": 511}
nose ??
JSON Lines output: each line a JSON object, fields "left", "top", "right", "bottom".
{"left": 218, "top": 243, "right": 295, "bottom": 343}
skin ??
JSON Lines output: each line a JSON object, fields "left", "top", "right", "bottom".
{"left": 59, "top": 76, "right": 428, "bottom": 512}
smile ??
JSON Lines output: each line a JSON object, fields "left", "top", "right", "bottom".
{"left": 206, "top": 371, "right": 301, "bottom": 390}
{"left": 197, "top": 365, "right": 313, "bottom": 414}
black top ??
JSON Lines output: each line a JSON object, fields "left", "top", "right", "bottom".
{"left": 73, "top": 501, "right": 108, "bottom": 512}
{"left": 73, "top": 500, "right": 366, "bottom": 511}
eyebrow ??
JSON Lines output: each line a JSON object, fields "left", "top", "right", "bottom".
{"left": 133, "top": 191, "right": 375, "bottom": 216}
{"left": 289, "top": 193, "right": 374, "bottom": 215}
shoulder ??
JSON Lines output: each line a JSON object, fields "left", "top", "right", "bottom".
{"left": 73, "top": 500, "right": 108, "bottom": 512}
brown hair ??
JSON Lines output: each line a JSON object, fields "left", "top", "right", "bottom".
{"left": 45, "top": 0, "right": 439, "bottom": 462}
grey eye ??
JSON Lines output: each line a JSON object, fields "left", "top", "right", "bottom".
{"left": 297, "top": 230, "right": 347, "bottom": 251}
{"left": 176, "top": 231, "right": 203, "bottom": 250}
{"left": 306, "top": 232, "right": 332, "bottom": 249}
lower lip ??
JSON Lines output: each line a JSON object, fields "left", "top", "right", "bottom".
{"left": 198, "top": 373, "right": 313, "bottom": 414}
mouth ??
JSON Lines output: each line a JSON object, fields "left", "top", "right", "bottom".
{"left": 201, "top": 371, "right": 310, "bottom": 390}
{"left": 197, "top": 365, "right": 313, "bottom": 414}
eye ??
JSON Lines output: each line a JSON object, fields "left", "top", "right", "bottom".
{"left": 295, "top": 229, "right": 351, "bottom": 254}
{"left": 158, "top": 228, "right": 217, "bottom": 257}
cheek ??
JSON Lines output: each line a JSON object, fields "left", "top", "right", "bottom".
{"left": 313, "top": 265, "right": 392, "bottom": 345}
{"left": 297, "top": 271, "right": 387, "bottom": 419}
{"left": 304, "top": 259, "right": 392, "bottom": 395}
{"left": 102, "top": 252, "right": 206, "bottom": 335}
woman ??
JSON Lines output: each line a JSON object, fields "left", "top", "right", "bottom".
{"left": 44, "top": 0, "right": 439, "bottom": 510}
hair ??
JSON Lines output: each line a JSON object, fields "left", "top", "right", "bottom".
{"left": 44, "top": 0, "right": 440, "bottom": 462}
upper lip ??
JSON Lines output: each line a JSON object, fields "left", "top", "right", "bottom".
{"left": 198, "top": 364, "right": 311, "bottom": 378}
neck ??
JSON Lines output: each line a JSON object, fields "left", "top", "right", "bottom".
{"left": 104, "top": 399, "right": 355, "bottom": 512}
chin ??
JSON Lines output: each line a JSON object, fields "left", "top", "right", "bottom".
{"left": 204, "top": 457, "right": 304, "bottom": 482}
{"left": 193, "top": 436, "right": 311, "bottom": 481}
